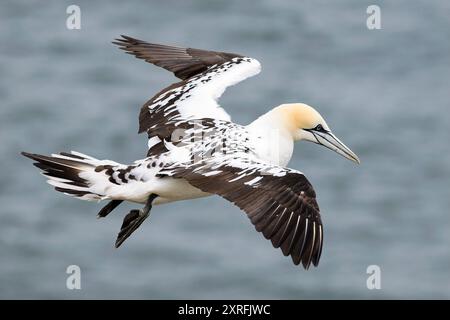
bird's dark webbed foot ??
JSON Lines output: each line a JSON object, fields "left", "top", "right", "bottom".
{"left": 115, "top": 194, "right": 158, "bottom": 248}
{"left": 97, "top": 200, "right": 123, "bottom": 218}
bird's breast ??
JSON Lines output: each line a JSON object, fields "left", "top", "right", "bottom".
{"left": 249, "top": 129, "right": 293, "bottom": 167}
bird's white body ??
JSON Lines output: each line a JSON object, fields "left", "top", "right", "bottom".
{"left": 67, "top": 110, "right": 296, "bottom": 205}
{"left": 142, "top": 176, "right": 209, "bottom": 205}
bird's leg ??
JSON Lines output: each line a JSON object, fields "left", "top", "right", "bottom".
{"left": 97, "top": 200, "right": 123, "bottom": 218}
{"left": 115, "top": 193, "right": 158, "bottom": 248}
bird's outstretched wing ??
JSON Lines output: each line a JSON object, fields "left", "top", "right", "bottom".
{"left": 114, "top": 35, "right": 246, "bottom": 80}
{"left": 113, "top": 36, "right": 261, "bottom": 156}
{"left": 160, "top": 155, "right": 323, "bottom": 268}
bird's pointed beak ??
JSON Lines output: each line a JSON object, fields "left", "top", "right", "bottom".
{"left": 311, "top": 130, "right": 360, "bottom": 164}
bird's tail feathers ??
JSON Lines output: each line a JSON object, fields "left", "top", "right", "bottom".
{"left": 21, "top": 151, "right": 122, "bottom": 201}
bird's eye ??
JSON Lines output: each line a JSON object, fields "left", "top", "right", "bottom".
{"left": 315, "top": 124, "right": 324, "bottom": 131}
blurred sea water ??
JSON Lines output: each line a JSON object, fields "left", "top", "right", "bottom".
{"left": 0, "top": 0, "right": 449, "bottom": 299}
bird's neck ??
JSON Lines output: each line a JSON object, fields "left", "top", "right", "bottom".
{"left": 247, "top": 106, "right": 296, "bottom": 139}
{"left": 247, "top": 108, "right": 295, "bottom": 166}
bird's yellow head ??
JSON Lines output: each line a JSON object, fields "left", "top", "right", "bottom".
{"left": 275, "top": 103, "right": 360, "bottom": 164}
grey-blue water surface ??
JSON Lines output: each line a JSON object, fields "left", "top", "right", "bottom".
{"left": 1, "top": 0, "right": 449, "bottom": 299}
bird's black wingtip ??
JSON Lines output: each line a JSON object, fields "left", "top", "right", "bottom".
{"left": 112, "top": 35, "right": 139, "bottom": 46}
{"left": 120, "top": 35, "right": 138, "bottom": 41}
{"left": 112, "top": 40, "right": 126, "bottom": 48}
{"left": 303, "top": 260, "right": 312, "bottom": 270}
{"left": 112, "top": 35, "right": 127, "bottom": 45}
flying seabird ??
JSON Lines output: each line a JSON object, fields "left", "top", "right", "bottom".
{"left": 22, "top": 36, "right": 359, "bottom": 269}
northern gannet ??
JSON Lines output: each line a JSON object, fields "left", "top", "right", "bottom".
{"left": 22, "top": 36, "right": 359, "bottom": 269}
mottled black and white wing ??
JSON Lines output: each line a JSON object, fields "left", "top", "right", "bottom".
{"left": 114, "top": 35, "right": 245, "bottom": 80}
{"left": 162, "top": 156, "right": 323, "bottom": 268}
{"left": 113, "top": 36, "right": 261, "bottom": 155}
